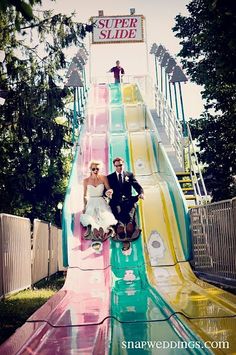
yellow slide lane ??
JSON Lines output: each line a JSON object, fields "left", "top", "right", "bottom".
{"left": 122, "top": 83, "right": 143, "bottom": 104}
{"left": 125, "top": 105, "right": 146, "bottom": 132}
{"left": 128, "top": 130, "right": 186, "bottom": 265}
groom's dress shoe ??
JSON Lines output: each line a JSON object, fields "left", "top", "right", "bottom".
{"left": 117, "top": 224, "right": 125, "bottom": 239}
{"left": 126, "top": 222, "right": 134, "bottom": 237}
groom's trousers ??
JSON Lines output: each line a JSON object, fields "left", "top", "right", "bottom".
{"left": 110, "top": 195, "right": 139, "bottom": 225}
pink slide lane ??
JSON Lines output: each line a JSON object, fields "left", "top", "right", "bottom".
{"left": 71, "top": 132, "right": 111, "bottom": 269}
{"left": 93, "top": 83, "right": 109, "bottom": 106}
{"left": 0, "top": 85, "right": 112, "bottom": 354}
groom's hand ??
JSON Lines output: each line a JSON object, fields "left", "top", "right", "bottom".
{"left": 138, "top": 193, "right": 144, "bottom": 200}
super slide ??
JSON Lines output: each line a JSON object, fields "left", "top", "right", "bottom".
{"left": 1, "top": 82, "right": 235, "bottom": 354}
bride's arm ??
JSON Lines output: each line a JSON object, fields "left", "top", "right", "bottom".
{"left": 83, "top": 179, "right": 88, "bottom": 213}
{"left": 102, "top": 176, "right": 113, "bottom": 198}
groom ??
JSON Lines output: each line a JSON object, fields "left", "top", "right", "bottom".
{"left": 107, "top": 157, "right": 144, "bottom": 247}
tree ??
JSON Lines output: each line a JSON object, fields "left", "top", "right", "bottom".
{"left": 0, "top": 0, "right": 41, "bottom": 20}
{"left": 0, "top": 4, "right": 92, "bottom": 225}
{"left": 0, "top": 0, "right": 45, "bottom": 30}
{"left": 173, "top": 0, "right": 236, "bottom": 201}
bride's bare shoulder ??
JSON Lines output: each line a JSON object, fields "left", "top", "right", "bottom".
{"left": 99, "top": 174, "right": 107, "bottom": 181}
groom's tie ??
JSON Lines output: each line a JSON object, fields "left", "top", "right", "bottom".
{"left": 118, "top": 173, "right": 122, "bottom": 187}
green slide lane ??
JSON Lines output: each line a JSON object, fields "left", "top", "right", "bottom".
{"left": 109, "top": 83, "right": 122, "bottom": 105}
{"left": 110, "top": 106, "right": 126, "bottom": 133}
{"left": 107, "top": 84, "right": 211, "bottom": 354}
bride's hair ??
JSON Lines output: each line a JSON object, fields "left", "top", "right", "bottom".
{"left": 88, "top": 160, "right": 103, "bottom": 173}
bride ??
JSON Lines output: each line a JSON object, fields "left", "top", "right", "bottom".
{"left": 80, "top": 160, "right": 117, "bottom": 240}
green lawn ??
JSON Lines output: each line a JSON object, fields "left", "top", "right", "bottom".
{"left": 0, "top": 273, "right": 65, "bottom": 345}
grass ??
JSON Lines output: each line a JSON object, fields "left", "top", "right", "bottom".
{"left": 0, "top": 273, "right": 65, "bottom": 345}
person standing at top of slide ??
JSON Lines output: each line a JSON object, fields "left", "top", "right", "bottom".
{"left": 109, "top": 60, "right": 125, "bottom": 83}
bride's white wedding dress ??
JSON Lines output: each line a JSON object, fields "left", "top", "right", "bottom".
{"left": 80, "top": 183, "right": 117, "bottom": 231}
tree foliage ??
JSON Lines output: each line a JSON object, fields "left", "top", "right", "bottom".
{"left": 173, "top": 0, "right": 236, "bottom": 201}
{"left": 0, "top": 3, "right": 91, "bottom": 224}
{"left": 0, "top": 0, "right": 41, "bottom": 20}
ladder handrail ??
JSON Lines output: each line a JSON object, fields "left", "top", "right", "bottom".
{"left": 155, "top": 86, "right": 184, "bottom": 167}
{"left": 154, "top": 82, "right": 210, "bottom": 204}
{"left": 187, "top": 123, "right": 208, "bottom": 199}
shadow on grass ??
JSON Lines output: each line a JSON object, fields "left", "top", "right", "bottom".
{"left": 0, "top": 273, "right": 65, "bottom": 345}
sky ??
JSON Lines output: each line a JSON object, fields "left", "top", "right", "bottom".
{"left": 41, "top": 0, "right": 204, "bottom": 118}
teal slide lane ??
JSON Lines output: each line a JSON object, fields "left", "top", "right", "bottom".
{"left": 109, "top": 83, "right": 122, "bottom": 105}
{"left": 108, "top": 84, "right": 212, "bottom": 354}
{"left": 110, "top": 106, "right": 126, "bottom": 133}
{"left": 108, "top": 133, "right": 144, "bottom": 268}
{"left": 109, "top": 87, "right": 150, "bottom": 352}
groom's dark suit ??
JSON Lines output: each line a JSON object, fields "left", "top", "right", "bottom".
{"left": 107, "top": 171, "right": 144, "bottom": 225}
